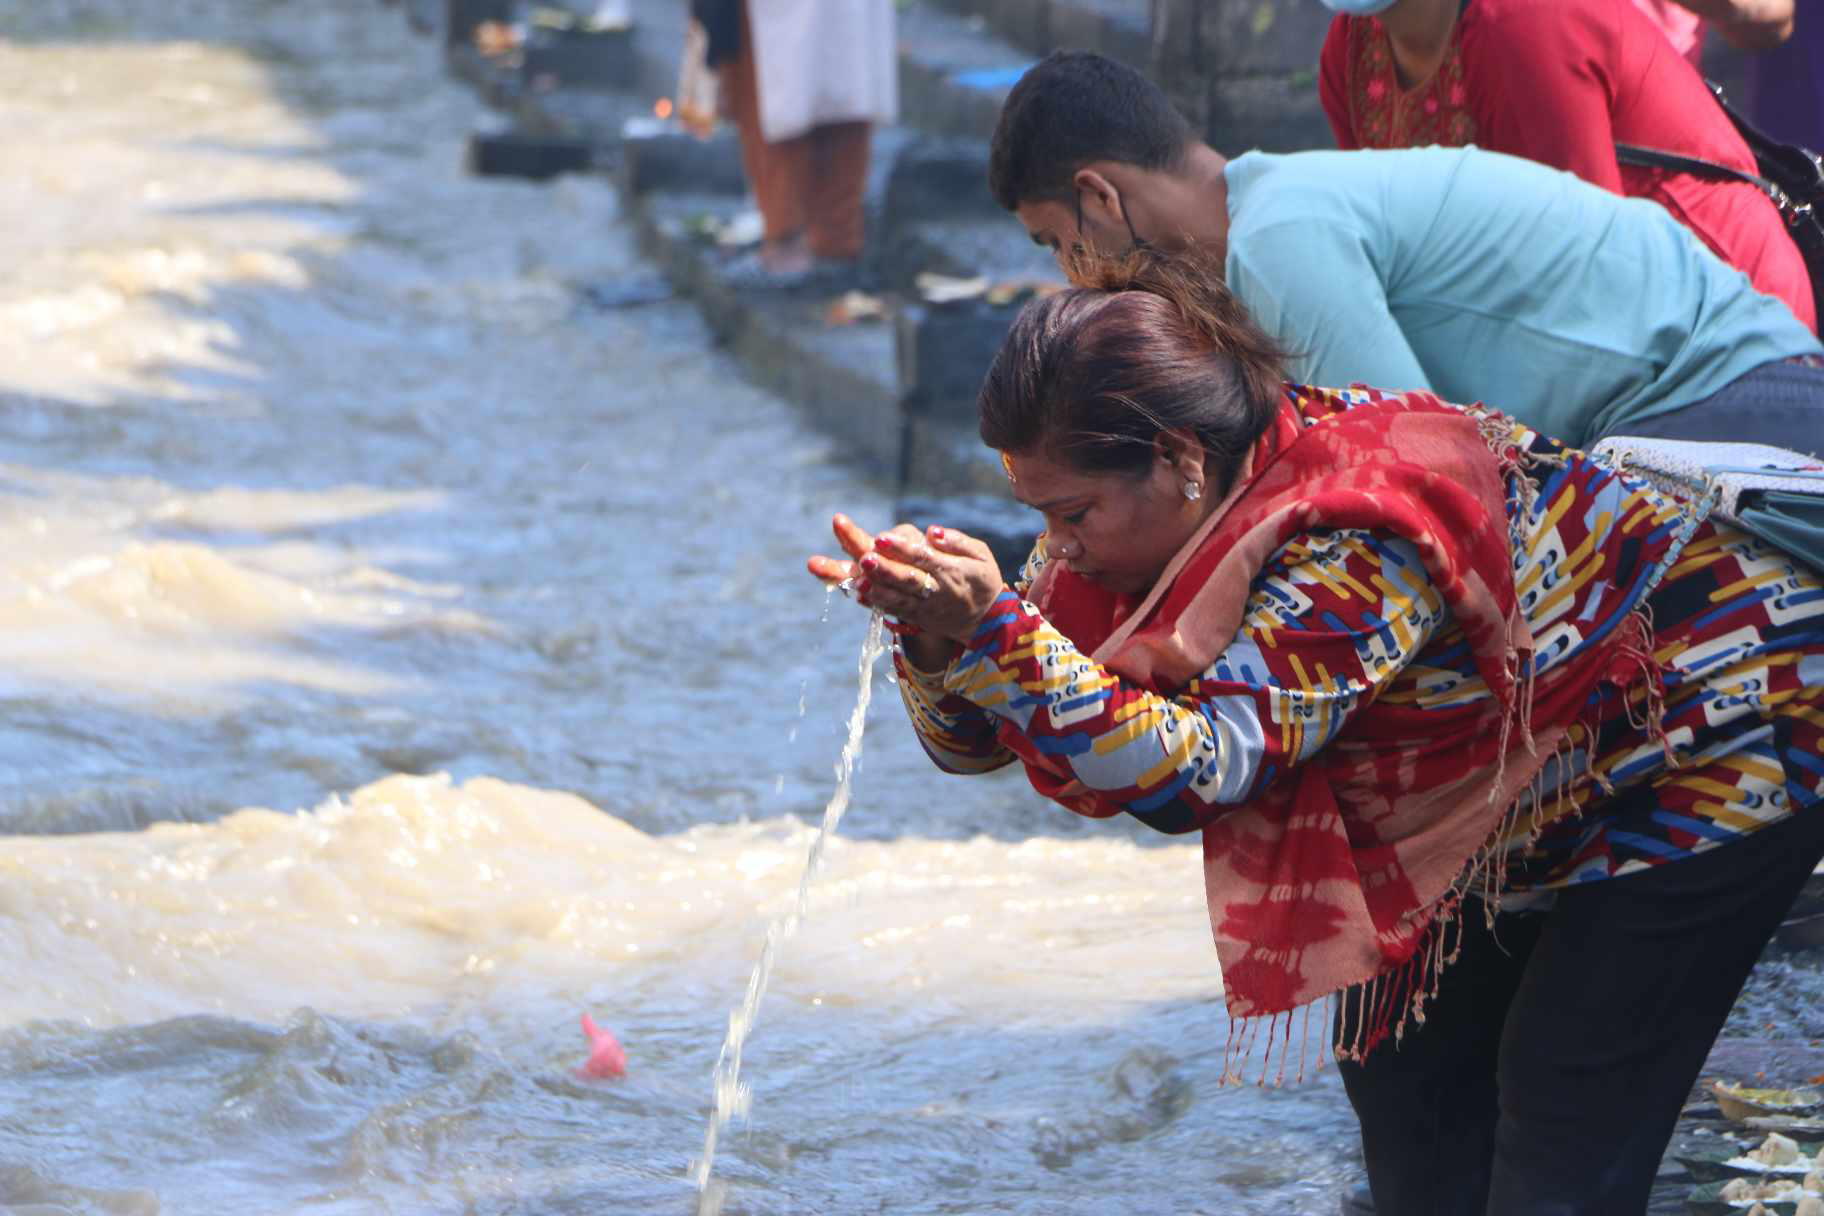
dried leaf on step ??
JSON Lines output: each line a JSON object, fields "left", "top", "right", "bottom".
{"left": 826, "top": 291, "right": 888, "bottom": 326}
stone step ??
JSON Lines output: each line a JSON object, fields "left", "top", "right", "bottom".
{"left": 921, "top": 0, "right": 1151, "bottom": 71}
{"left": 895, "top": 1, "right": 1038, "bottom": 143}
{"left": 631, "top": 193, "right": 904, "bottom": 477}
{"left": 465, "top": 130, "right": 600, "bottom": 179}
{"left": 620, "top": 180, "right": 1038, "bottom": 565}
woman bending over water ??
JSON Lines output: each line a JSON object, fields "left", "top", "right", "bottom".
{"left": 808, "top": 255, "right": 1824, "bottom": 1214}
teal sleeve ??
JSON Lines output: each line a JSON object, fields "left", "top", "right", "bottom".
{"left": 1227, "top": 221, "right": 1435, "bottom": 396}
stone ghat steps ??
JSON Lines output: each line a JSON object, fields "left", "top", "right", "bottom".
{"left": 921, "top": 0, "right": 1152, "bottom": 72}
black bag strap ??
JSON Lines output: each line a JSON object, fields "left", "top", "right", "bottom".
{"left": 1700, "top": 80, "right": 1824, "bottom": 201}
{"left": 1615, "top": 79, "right": 1824, "bottom": 327}
{"left": 1614, "top": 76, "right": 1824, "bottom": 224}
{"left": 1613, "top": 141, "right": 1800, "bottom": 215}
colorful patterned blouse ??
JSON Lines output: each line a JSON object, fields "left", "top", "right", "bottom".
{"left": 896, "top": 395, "right": 1824, "bottom": 892}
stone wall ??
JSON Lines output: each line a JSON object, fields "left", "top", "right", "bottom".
{"left": 1149, "top": 0, "right": 1336, "bottom": 152}
{"left": 924, "top": 0, "right": 1338, "bottom": 153}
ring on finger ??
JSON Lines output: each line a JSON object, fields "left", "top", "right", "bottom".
{"left": 920, "top": 571, "right": 937, "bottom": 599}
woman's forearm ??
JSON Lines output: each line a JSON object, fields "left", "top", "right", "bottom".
{"left": 894, "top": 643, "right": 1015, "bottom": 776}
{"left": 900, "top": 632, "right": 962, "bottom": 674}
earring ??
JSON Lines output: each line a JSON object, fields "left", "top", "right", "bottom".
{"left": 1182, "top": 481, "right": 1201, "bottom": 502}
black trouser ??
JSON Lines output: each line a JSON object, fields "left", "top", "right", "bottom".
{"left": 1336, "top": 805, "right": 1824, "bottom": 1216}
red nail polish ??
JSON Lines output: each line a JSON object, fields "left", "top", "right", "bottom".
{"left": 874, "top": 534, "right": 897, "bottom": 551}
{"left": 861, "top": 555, "right": 878, "bottom": 571}
{"left": 929, "top": 526, "right": 946, "bottom": 540}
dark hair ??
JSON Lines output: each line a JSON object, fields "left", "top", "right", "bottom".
{"left": 978, "top": 250, "right": 1286, "bottom": 497}
{"left": 988, "top": 51, "right": 1196, "bottom": 213}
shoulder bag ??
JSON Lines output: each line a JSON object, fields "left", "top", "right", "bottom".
{"left": 1615, "top": 79, "right": 1824, "bottom": 326}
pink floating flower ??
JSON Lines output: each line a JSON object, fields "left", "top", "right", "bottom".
{"left": 576, "top": 1012, "right": 626, "bottom": 1079}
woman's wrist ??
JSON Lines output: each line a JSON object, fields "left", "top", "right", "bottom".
{"left": 900, "top": 632, "right": 963, "bottom": 674}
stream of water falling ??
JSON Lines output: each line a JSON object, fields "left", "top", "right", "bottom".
{"left": 694, "top": 613, "right": 889, "bottom": 1214}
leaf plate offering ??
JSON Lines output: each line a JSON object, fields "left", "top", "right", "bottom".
{"left": 1686, "top": 1179, "right": 1806, "bottom": 1214}
{"left": 1714, "top": 1082, "right": 1824, "bottom": 1124}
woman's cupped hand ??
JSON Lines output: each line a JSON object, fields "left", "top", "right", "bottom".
{"left": 807, "top": 513, "right": 1006, "bottom": 652}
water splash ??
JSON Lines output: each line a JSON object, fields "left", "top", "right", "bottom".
{"left": 787, "top": 676, "right": 809, "bottom": 744}
{"left": 691, "top": 612, "right": 889, "bottom": 1214}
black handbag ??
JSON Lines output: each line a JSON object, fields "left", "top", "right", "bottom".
{"left": 1616, "top": 80, "right": 1824, "bottom": 325}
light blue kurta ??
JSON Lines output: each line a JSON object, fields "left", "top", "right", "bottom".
{"left": 1224, "top": 145, "right": 1821, "bottom": 446}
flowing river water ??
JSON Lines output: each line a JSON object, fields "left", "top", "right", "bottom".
{"left": 0, "top": 3, "right": 1366, "bottom": 1211}
{"left": 7, "top": 3, "right": 1813, "bottom": 1214}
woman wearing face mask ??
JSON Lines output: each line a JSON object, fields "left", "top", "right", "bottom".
{"left": 1316, "top": 0, "right": 1814, "bottom": 334}
{"left": 807, "top": 252, "right": 1824, "bottom": 1215}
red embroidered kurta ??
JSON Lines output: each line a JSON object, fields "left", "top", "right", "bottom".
{"left": 1318, "top": 0, "right": 1817, "bottom": 334}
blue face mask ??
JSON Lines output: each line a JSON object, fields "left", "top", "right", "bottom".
{"left": 1318, "top": 0, "right": 1398, "bottom": 12}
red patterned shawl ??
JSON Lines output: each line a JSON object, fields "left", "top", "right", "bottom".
{"left": 1016, "top": 388, "right": 1666, "bottom": 1066}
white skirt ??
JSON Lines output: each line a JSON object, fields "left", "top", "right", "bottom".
{"left": 747, "top": 0, "right": 898, "bottom": 143}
